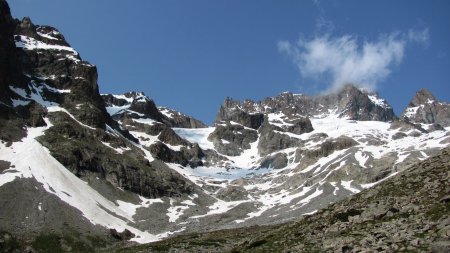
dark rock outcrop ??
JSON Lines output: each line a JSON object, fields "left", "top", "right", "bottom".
{"left": 0, "top": 0, "right": 17, "bottom": 104}
{"left": 8, "top": 14, "right": 113, "bottom": 129}
{"left": 284, "top": 117, "right": 313, "bottom": 135}
{"left": 38, "top": 112, "right": 195, "bottom": 198}
{"left": 260, "top": 153, "right": 288, "bottom": 170}
{"left": 401, "top": 88, "right": 450, "bottom": 127}
{"left": 0, "top": 0, "right": 30, "bottom": 142}
{"left": 158, "top": 106, "right": 207, "bottom": 128}
{"left": 102, "top": 92, "right": 207, "bottom": 128}
{"left": 118, "top": 114, "right": 207, "bottom": 167}
{"left": 257, "top": 121, "right": 303, "bottom": 156}
{"left": 208, "top": 123, "right": 258, "bottom": 156}
{"left": 332, "top": 85, "right": 396, "bottom": 121}
{"left": 128, "top": 94, "right": 163, "bottom": 122}
{"left": 216, "top": 186, "right": 248, "bottom": 201}
{"left": 303, "top": 136, "right": 359, "bottom": 160}
{"left": 110, "top": 229, "right": 135, "bottom": 241}
{"left": 216, "top": 98, "right": 264, "bottom": 130}
{"left": 215, "top": 85, "right": 396, "bottom": 125}
{"left": 149, "top": 141, "right": 187, "bottom": 166}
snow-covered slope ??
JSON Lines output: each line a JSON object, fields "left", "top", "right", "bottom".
{"left": 168, "top": 107, "right": 449, "bottom": 226}
{"left": 0, "top": 120, "right": 163, "bottom": 243}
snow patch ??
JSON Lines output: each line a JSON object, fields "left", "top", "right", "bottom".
{"left": 354, "top": 151, "right": 369, "bottom": 168}
{"left": 404, "top": 106, "right": 420, "bottom": 118}
{"left": 101, "top": 142, "right": 131, "bottom": 154}
{"left": 341, "top": 180, "right": 360, "bottom": 193}
{"left": 15, "top": 35, "right": 78, "bottom": 57}
{"left": 106, "top": 105, "right": 130, "bottom": 116}
{"left": 166, "top": 198, "right": 196, "bottom": 222}
{"left": 191, "top": 199, "right": 246, "bottom": 219}
{"left": 133, "top": 118, "right": 158, "bottom": 125}
{"left": 368, "top": 94, "right": 389, "bottom": 108}
{"left": 173, "top": 127, "right": 216, "bottom": 150}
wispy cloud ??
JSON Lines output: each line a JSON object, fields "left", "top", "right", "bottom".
{"left": 278, "top": 28, "right": 430, "bottom": 93}
{"left": 408, "top": 28, "right": 430, "bottom": 45}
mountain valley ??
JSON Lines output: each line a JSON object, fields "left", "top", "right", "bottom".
{"left": 0, "top": 1, "right": 449, "bottom": 252}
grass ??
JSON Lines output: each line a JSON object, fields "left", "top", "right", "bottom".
{"left": 30, "top": 232, "right": 109, "bottom": 253}
{"left": 425, "top": 202, "right": 450, "bottom": 221}
{"left": 31, "top": 234, "right": 62, "bottom": 253}
{"left": 0, "top": 231, "right": 21, "bottom": 252}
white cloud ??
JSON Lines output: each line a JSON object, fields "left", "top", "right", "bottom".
{"left": 408, "top": 28, "right": 430, "bottom": 45}
{"left": 279, "top": 28, "right": 429, "bottom": 93}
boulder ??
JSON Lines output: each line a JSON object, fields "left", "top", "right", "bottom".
{"left": 260, "top": 153, "right": 288, "bottom": 170}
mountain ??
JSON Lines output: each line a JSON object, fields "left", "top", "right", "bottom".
{"left": 401, "top": 88, "right": 450, "bottom": 127}
{"left": 216, "top": 84, "right": 395, "bottom": 125}
{"left": 114, "top": 146, "right": 450, "bottom": 252}
{"left": 102, "top": 92, "right": 207, "bottom": 129}
{"left": 0, "top": 1, "right": 205, "bottom": 249}
{"left": 0, "top": 1, "right": 449, "bottom": 252}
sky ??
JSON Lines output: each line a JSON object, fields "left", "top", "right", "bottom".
{"left": 9, "top": 0, "right": 450, "bottom": 124}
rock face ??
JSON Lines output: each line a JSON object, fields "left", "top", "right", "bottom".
{"left": 39, "top": 112, "right": 196, "bottom": 198}
{"left": 208, "top": 123, "right": 258, "bottom": 156}
{"left": 102, "top": 92, "right": 207, "bottom": 128}
{"left": 0, "top": 0, "right": 37, "bottom": 143}
{"left": 257, "top": 120, "right": 304, "bottom": 156}
{"left": 302, "top": 136, "right": 358, "bottom": 161}
{"left": 0, "top": 0, "right": 21, "bottom": 104}
{"left": 210, "top": 84, "right": 392, "bottom": 163}
{"left": 216, "top": 98, "right": 265, "bottom": 129}
{"left": 260, "top": 153, "right": 288, "bottom": 170}
{"left": 3, "top": 12, "right": 194, "bottom": 199}
{"left": 13, "top": 17, "right": 111, "bottom": 129}
{"left": 401, "top": 88, "right": 450, "bottom": 127}
{"left": 217, "top": 85, "right": 396, "bottom": 123}
{"left": 102, "top": 92, "right": 223, "bottom": 168}
{"left": 332, "top": 85, "right": 396, "bottom": 121}
{"left": 158, "top": 106, "right": 207, "bottom": 128}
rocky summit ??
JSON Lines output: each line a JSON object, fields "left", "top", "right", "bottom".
{"left": 401, "top": 88, "right": 450, "bottom": 127}
{"left": 0, "top": 1, "right": 449, "bottom": 252}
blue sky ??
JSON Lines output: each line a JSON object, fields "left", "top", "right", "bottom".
{"left": 9, "top": 0, "right": 450, "bottom": 124}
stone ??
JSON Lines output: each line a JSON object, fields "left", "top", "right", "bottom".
{"left": 260, "top": 153, "right": 288, "bottom": 170}
{"left": 110, "top": 228, "right": 135, "bottom": 241}
{"left": 216, "top": 186, "right": 248, "bottom": 201}
{"left": 392, "top": 132, "right": 407, "bottom": 140}
{"left": 208, "top": 124, "right": 258, "bottom": 156}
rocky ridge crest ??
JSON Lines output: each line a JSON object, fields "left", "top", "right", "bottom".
{"left": 401, "top": 88, "right": 450, "bottom": 127}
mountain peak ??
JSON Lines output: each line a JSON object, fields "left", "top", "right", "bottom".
{"left": 401, "top": 88, "right": 450, "bottom": 127}
{"left": 102, "top": 92, "right": 206, "bottom": 128}
{"left": 410, "top": 88, "right": 436, "bottom": 106}
{"left": 124, "top": 91, "right": 146, "bottom": 98}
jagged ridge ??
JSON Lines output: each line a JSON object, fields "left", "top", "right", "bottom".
{"left": 0, "top": 0, "right": 449, "bottom": 251}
